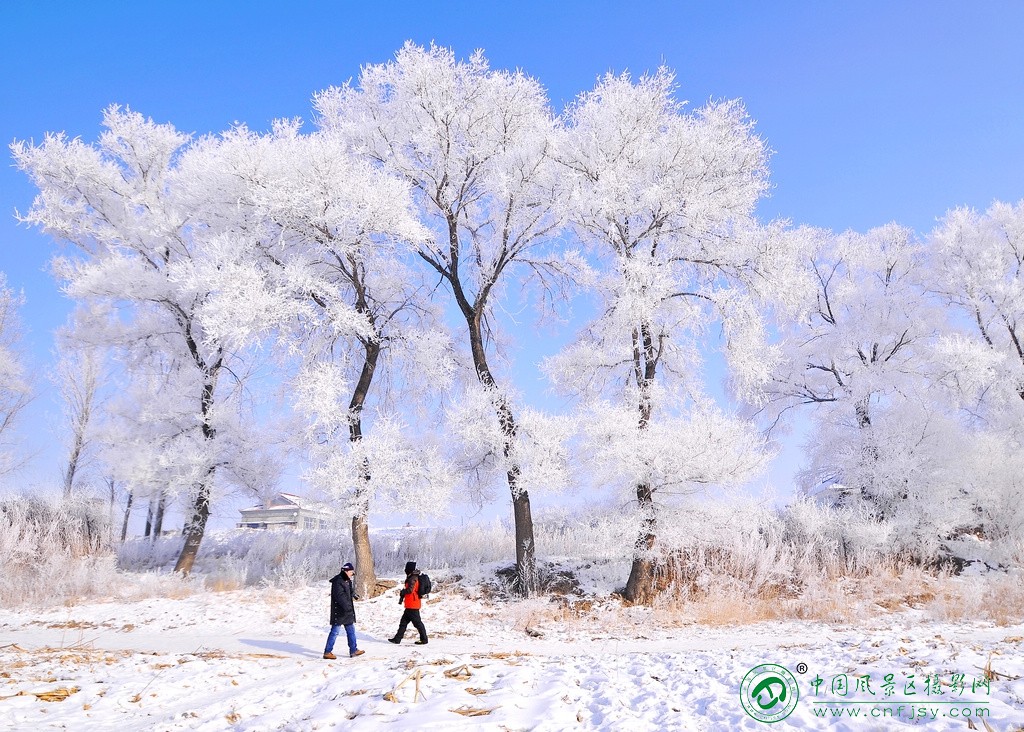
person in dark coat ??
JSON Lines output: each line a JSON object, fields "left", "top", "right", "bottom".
{"left": 388, "top": 561, "right": 428, "bottom": 645}
{"left": 324, "top": 562, "right": 364, "bottom": 659}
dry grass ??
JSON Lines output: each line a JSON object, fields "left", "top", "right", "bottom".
{"left": 162, "top": 582, "right": 195, "bottom": 601}
{"left": 207, "top": 577, "right": 244, "bottom": 593}
{"left": 681, "top": 596, "right": 792, "bottom": 626}
{"left": 981, "top": 652, "right": 1021, "bottom": 682}
{"left": 444, "top": 664, "right": 472, "bottom": 680}
{"left": 919, "top": 575, "right": 1024, "bottom": 626}
{"left": 637, "top": 563, "right": 1024, "bottom": 626}
{"left": 190, "top": 650, "right": 285, "bottom": 661}
{"left": 2, "top": 644, "right": 131, "bottom": 670}
{"left": 450, "top": 705, "right": 496, "bottom": 716}
{"left": 33, "top": 620, "right": 101, "bottom": 630}
{"left": 492, "top": 564, "right": 1024, "bottom": 630}
{"left": 472, "top": 651, "right": 531, "bottom": 660}
{"left": 239, "top": 587, "right": 291, "bottom": 622}
{"left": 383, "top": 668, "right": 427, "bottom": 703}
{"left": 0, "top": 686, "right": 79, "bottom": 702}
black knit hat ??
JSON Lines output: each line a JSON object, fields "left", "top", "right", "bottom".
{"left": 342, "top": 562, "right": 354, "bottom": 572}
{"left": 404, "top": 561, "right": 416, "bottom": 575}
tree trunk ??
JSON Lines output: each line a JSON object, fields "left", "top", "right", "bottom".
{"left": 623, "top": 482, "right": 657, "bottom": 604}
{"left": 853, "top": 398, "right": 883, "bottom": 514}
{"left": 62, "top": 430, "right": 84, "bottom": 497}
{"left": 351, "top": 509, "right": 376, "bottom": 599}
{"left": 468, "top": 314, "right": 537, "bottom": 595}
{"left": 120, "top": 490, "right": 133, "bottom": 543}
{"left": 347, "top": 335, "right": 380, "bottom": 598}
{"left": 512, "top": 487, "right": 538, "bottom": 595}
{"left": 622, "top": 321, "right": 660, "bottom": 604}
{"left": 173, "top": 371, "right": 220, "bottom": 576}
{"left": 144, "top": 496, "right": 155, "bottom": 539}
{"left": 855, "top": 399, "right": 871, "bottom": 428}
{"left": 60, "top": 349, "right": 97, "bottom": 498}
{"left": 174, "top": 472, "right": 212, "bottom": 575}
{"left": 153, "top": 490, "right": 166, "bottom": 537}
{"left": 429, "top": 213, "right": 538, "bottom": 595}
{"left": 106, "top": 477, "right": 116, "bottom": 543}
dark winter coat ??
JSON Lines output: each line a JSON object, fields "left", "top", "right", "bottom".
{"left": 329, "top": 572, "right": 356, "bottom": 626}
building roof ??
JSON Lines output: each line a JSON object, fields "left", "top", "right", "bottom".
{"left": 239, "top": 492, "right": 335, "bottom": 515}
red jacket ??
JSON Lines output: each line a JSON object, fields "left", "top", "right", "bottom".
{"left": 401, "top": 574, "right": 421, "bottom": 609}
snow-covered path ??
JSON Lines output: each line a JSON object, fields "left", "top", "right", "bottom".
{"left": 2, "top": 586, "right": 1022, "bottom": 730}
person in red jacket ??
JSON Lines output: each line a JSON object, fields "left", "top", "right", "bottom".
{"left": 388, "top": 561, "right": 428, "bottom": 645}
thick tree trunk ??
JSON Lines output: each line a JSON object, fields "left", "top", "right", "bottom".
{"left": 512, "top": 488, "right": 538, "bottom": 594}
{"left": 853, "top": 398, "right": 883, "bottom": 514}
{"left": 855, "top": 400, "right": 871, "bottom": 428}
{"left": 347, "top": 336, "right": 380, "bottom": 599}
{"left": 174, "top": 477, "right": 211, "bottom": 575}
{"left": 623, "top": 482, "right": 657, "bottom": 604}
{"left": 623, "top": 321, "right": 660, "bottom": 604}
{"left": 351, "top": 509, "right": 376, "bottom": 599}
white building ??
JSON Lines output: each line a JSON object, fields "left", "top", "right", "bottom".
{"left": 237, "top": 493, "right": 337, "bottom": 530}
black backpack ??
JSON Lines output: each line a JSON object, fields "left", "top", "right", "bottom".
{"left": 417, "top": 573, "right": 432, "bottom": 596}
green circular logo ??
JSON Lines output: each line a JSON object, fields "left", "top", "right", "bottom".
{"left": 740, "top": 664, "right": 800, "bottom": 723}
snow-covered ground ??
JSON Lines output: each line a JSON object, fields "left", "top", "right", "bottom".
{"left": 1, "top": 580, "right": 1022, "bottom": 731}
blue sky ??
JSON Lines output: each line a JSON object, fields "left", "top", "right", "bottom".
{"left": 2, "top": 1, "right": 1023, "bottom": 523}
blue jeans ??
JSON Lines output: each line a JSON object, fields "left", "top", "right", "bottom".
{"left": 325, "top": 623, "right": 357, "bottom": 655}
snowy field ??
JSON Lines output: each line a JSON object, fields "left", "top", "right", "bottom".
{"left": 2, "top": 579, "right": 1023, "bottom": 731}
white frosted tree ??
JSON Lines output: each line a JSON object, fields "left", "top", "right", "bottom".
{"left": 52, "top": 322, "right": 106, "bottom": 497}
{"left": 0, "top": 273, "right": 32, "bottom": 478}
{"left": 99, "top": 367, "right": 196, "bottom": 540}
{"left": 759, "top": 224, "right": 944, "bottom": 522}
{"left": 13, "top": 108, "right": 269, "bottom": 573}
{"left": 924, "top": 201, "right": 1024, "bottom": 562}
{"left": 316, "top": 43, "right": 570, "bottom": 594}
{"left": 928, "top": 200, "right": 1024, "bottom": 433}
{"left": 193, "top": 122, "right": 456, "bottom": 597}
{"left": 548, "top": 69, "right": 773, "bottom": 603}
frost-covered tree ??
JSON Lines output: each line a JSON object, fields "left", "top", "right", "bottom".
{"left": 921, "top": 201, "right": 1024, "bottom": 563}
{"left": 99, "top": 367, "right": 186, "bottom": 540}
{"left": 928, "top": 200, "right": 1024, "bottom": 433}
{"left": 760, "top": 224, "right": 942, "bottom": 519}
{"left": 194, "top": 123, "right": 455, "bottom": 598}
{"left": 13, "top": 108, "right": 268, "bottom": 574}
{"left": 548, "top": 69, "right": 772, "bottom": 603}
{"left": 52, "top": 325, "right": 105, "bottom": 496}
{"left": 317, "top": 43, "right": 569, "bottom": 594}
{"left": 0, "top": 273, "right": 32, "bottom": 478}
{"left": 950, "top": 432, "right": 1024, "bottom": 564}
